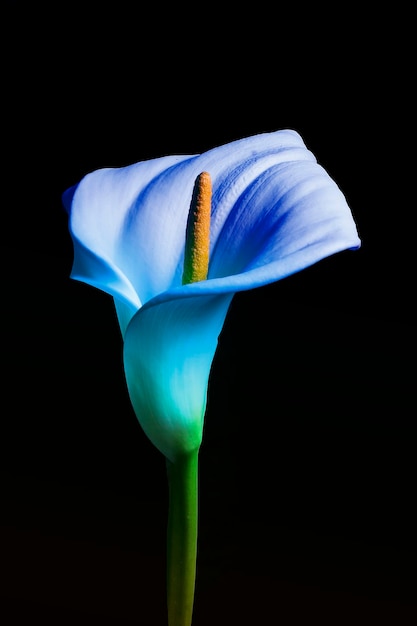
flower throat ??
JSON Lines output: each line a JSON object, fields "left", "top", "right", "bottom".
{"left": 182, "top": 171, "right": 211, "bottom": 285}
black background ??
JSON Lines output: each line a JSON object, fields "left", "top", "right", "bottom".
{"left": 2, "top": 3, "right": 416, "bottom": 625}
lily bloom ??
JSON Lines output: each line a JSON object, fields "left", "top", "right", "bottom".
{"left": 62, "top": 129, "right": 360, "bottom": 462}
{"left": 62, "top": 129, "right": 360, "bottom": 626}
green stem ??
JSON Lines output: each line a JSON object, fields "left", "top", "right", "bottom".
{"left": 166, "top": 449, "right": 199, "bottom": 626}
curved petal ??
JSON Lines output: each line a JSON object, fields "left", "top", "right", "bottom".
{"left": 208, "top": 157, "right": 360, "bottom": 280}
{"left": 64, "top": 154, "right": 194, "bottom": 311}
{"left": 64, "top": 130, "right": 340, "bottom": 316}
{"left": 126, "top": 157, "right": 360, "bottom": 307}
{"left": 123, "top": 293, "right": 233, "bottom": 462}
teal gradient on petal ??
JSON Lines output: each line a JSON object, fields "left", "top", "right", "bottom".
{"left": 123, "top": 292, "right": 233, "bottom": 462}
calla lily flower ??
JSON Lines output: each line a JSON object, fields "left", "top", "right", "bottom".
{"left": 63, "top": 129, "right": 360, "bottom": 461}
{"left": 62, "top": 129, "right": 360, "bottom": 626}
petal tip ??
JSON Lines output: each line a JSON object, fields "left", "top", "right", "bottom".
{"left": 61, "top": 184, "right": 78, "bottom": 214}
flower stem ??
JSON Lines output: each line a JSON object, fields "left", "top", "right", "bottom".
{"left": 166, "top": 450, "right": 199, "bottom": 626}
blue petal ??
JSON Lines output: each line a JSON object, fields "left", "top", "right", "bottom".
{"left": 207, "top": 157, "right": 361, "bottom": 285}
{"left": 123, "top": 292, "right": 233, "bottom": 462}
{"left": 65, "top": 153, "right": 195, "bottom": 311}
{"left": 65, "top": 130, "right": 356, "bottom": 329}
